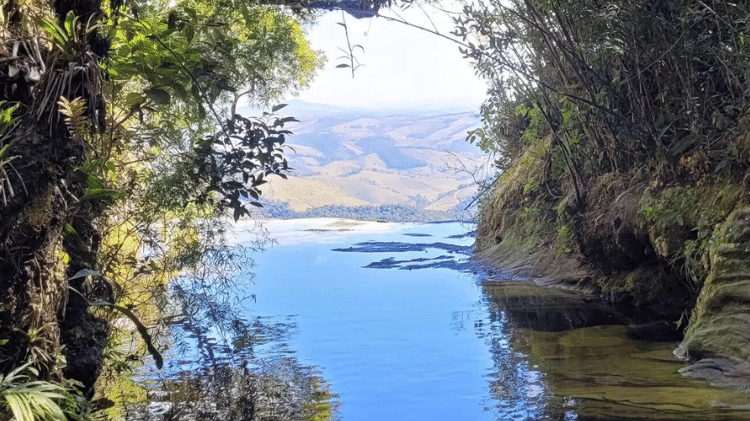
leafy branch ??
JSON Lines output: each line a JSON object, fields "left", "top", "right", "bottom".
{"left": 67, "top": 270, "right": 163, "bottom": 370}
{"left": 335, "top": 11, "right": 364, "bottom": 78}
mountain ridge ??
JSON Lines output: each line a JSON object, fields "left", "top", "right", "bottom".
{"left": 239, "top": 101, "right": 488, "bottom": 219}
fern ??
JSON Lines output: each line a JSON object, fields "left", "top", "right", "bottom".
{"left": 57, "top": 96, "right": 87, "bottom": 140}
{"left": 0, "top": 363, "right": 68, "bottom": 421}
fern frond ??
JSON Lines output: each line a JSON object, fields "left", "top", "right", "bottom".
{"left": 57, "top": 96, "right": 88, "bottom": 140}
{"left": 0, "top": 363, "right": 68, "bottom": 421}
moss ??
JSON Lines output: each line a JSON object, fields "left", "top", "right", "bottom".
{"left": 476, "top": 135, "right": 556, "bottom": 253}
{"left": 638, "top": 178, "right": 741, "bottom": 233}
{"left": 594, "top": 264, "right": 682, "bottom": 307}
{"left": 22, "top": 184, "right": 56, "bottom": 232}
{"left": 635, "top": 177, "right": 742, "bottom": 294}
{"left": 596, "top": 266, "right": 645, "bottom": 295}
{"left": 554, "top": 220, "right": 574, "bottom": 257}
{"left": 680, "top": 207, "right": 750, "bottom": 363}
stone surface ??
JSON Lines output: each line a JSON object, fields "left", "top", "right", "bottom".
{"left": 679, "top": 207, "right": 750, "bottom": 387}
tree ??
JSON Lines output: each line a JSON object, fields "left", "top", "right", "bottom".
{"left": 0, "top": 0, "right": 321, "bottom": 403}
{"left": 460, "top": 0, "right": 750, "bottom": 177}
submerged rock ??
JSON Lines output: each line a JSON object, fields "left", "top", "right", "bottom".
{"left": 513, "top": 325, "right": 750, "bottom": 420}
{"left": 480, "top": 280, "right": 750, "bottom": 420}
{"left": 679, "top": 357, "right": 750, "bottom": 393}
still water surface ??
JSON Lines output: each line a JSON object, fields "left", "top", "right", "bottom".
{"left": 132, "top": 219, "right": 750, "bottom": 420}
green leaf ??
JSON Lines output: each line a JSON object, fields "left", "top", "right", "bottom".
{"left": 185, "top": 25, "right": 195, "bottom": 44}
{"left": 63, "top": 11, "right": 78, "bottom": 40}
{"left": 79, "top": 189, "right": 122, "bottom": 202}
{"left": 124, "top": 92, "right": 145, "bottom": 107}
{"left": 271, "top": 103, "right": 288, "bottom": 112}
{"left": 145, "top": 87, "right": 171, "bottom": 105}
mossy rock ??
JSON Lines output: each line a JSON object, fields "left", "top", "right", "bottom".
{"left": 679, "top": 207, "right": 750, "bottom": 383}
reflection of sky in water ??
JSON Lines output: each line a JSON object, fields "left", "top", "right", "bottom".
{"left": 240, "top": 222, "right": 550, "bottom": 420}
{"left": 134, "top": 221, "right": 553, "bottom": 420}
{"left": 133, "top": 220, "right": 750, "bottom": 421}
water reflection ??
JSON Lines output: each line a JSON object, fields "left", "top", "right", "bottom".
{"left": 125, "top": 221, "right": 750, "bottom": 421}
{"left": 482, "top": 281, "right": 750, "bottom": 420}
{"left": 130, "top": 361, "right": 334, "bottom": 421}
{"left": 482, "top": 281, "right": 676, "bottom": 334}
{"left": 477, "top": 309, "right": 555, "bottom": 420}
{"left": 127, "top": 278, "right": 337, "bottom": 421}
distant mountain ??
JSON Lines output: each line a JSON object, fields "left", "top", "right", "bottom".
{"left": 238, "top": 101, "right": 488, "bottom": 220}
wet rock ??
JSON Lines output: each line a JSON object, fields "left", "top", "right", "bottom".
{"left": 514, "top": 325, "right": 750, "bottom": 420}
{"left": 678, "top": 357, "right": 750, "bottom": 392}
{"left": 678, "top": 207, "right": 750, "bottom": 388}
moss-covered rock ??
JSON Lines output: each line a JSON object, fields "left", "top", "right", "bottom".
{"left": 678, "top": 208, "right": 750, "bottom": 375}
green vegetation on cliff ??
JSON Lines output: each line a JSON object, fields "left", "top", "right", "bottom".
{"left": 464, "top": 0, "right": 750, "bottom": 379}
{"left": 0, "top": 0, "right": 324, "bottom": 417}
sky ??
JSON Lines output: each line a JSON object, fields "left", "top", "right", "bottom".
{"left": 292, "top": 2, "right": 488, "bottom": 111}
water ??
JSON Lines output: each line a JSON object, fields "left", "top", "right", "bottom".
{"left": 240, "top": 220, "right": 513, "bottom": 421}
{"left": 129, "top": 219, "right": 750, "bottom": 421}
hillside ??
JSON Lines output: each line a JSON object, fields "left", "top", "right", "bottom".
{"left": 240, "top": 101, "right": 487, "bottom": 219}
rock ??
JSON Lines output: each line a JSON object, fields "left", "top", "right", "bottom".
{"left": 678, "top": 357, "right": 750, "bottom": 392}
{"left": 678, "top": 207, "right": 750, "bottom": 388}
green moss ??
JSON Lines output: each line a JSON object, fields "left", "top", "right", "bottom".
{"left": 501, "top": 200, "right": 555, "bottom": 250}
{"left": 636, "top": 178, "right": 742, "bottom": 295}
{"left": 476, "top": 136, "right": 556, "bottom": 252}
{"left": 554, "top": 219, "right": 574, "bottom": 257}
{"left": 596, "top": 266, "right": 671, "bottom": 304}
{"left": 638, "top": 178, "right": 741, "bottom": 231}
{"left": 596, "top": 269, "right": 640, "bottom": 295}
{"left": 681, "top": 207, "right": 750, "bottom": 363}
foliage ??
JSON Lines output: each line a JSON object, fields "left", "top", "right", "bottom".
{"left": 0, "top": 361, "right": 82, "bottom": 421}
{"left": 467, "top": 0, "right": 750, "bottom": 315}
{"left": 193, "top": 108, "right": 295, "bottom": 222}
{"left": 333, "top": 12, "right": 364, "bottom": 77}
{"left": 0, "top": 101, "right": 21, "bottom": 206}
{"left": 459, "top": 0, "right": 750, "bottom": 182}
{"left": 57, "top": 97, "right": 87, "bottom": 141}
{"left": 0, "top": 0, "right": 322, "bottom": 413}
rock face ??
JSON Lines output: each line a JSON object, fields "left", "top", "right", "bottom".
{"left": 474, "top": 144, "right": 750, "bottom": 390}
{"left": 676, "top": 207, "right": 750, "bottom": 388}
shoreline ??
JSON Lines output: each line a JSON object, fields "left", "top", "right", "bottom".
{"left": 233, "top": 217, "right": 472, "bottom": 246}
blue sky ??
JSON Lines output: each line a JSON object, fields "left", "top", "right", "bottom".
{"left": 293, "top": 2, "right": 488, "bottom": 111}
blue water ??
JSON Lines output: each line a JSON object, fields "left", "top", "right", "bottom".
{"left": 241, "top": 222, "right": 543, "bottom": 420}
{"left": 138, "top": 220, "right": 550, "bottom": 420}
{"left": 131, "top": 219, "right": 750, "bottom": 421}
